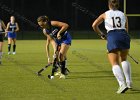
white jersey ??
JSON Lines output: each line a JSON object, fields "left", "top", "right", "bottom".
{"left": 104, "top": 10, "right": 126, "bottom": 32}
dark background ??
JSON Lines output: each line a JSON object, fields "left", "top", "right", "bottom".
{"left": 0, "top": 0, "right": 140, "bottom": 39}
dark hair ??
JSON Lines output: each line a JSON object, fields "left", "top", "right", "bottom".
{"left": 108, "top": 0, "right": 119, "bottom": 10}
{"left": 37, "top": 16, "right": 50, "bottom": 22}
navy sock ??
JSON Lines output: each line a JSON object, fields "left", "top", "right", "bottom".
{"left": 8, "top": 44, "right": 11, "bottom": 52}
{"left": 13, "top": 45, "right": 16, "bottom": 52}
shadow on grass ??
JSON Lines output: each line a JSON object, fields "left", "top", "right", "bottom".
{"left": 126, "top": 88, "right": 140, "bottom": 94}
{"left": 67, "top": 71, "right": 114, "bottom": 79}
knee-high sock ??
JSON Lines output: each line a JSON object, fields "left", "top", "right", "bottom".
{"left": 8, "top": 44, "right": 11, "bottom": 52}
{"left": 0, "top": 52, "right": 2, "bottom": 60}
{"left": 112, "top": 65, "right": 125, "bottom": 86}
{"left": 121, "top": 61, "right": 132, "bottom": 84}
{"left": 60, "top": 61, "right": 66, "bottom": 75}
{"left": 13, "top": 44, "right": 16, "bottom": 52}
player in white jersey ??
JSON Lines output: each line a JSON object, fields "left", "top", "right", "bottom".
{"left": 92, "top": 0, "right": 132, "bottom": 94}
{"left": 0, "top": 19, "right": 6, "bottom": 64}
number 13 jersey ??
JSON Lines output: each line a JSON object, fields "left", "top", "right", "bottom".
{"left": 104, "top": 10, "right": 126, "bottom": 32}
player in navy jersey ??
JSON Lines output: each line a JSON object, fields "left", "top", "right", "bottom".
{"left": 37, "top": 16, "right": 71, "bottom": 79}
{"left": 92, "top": 0, "right": 131, "bottom": 94}
{"left": 6, "top": 16, "right": 19, "bottom": 55}
{"left": 0, "top": 19, "right": 6, "bottom": 64}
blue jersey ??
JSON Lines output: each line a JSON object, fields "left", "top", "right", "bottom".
{"left": 45, "top": 25, "right": 71, "bottom": 45}
{"left": 7, "top": 22, "right": 17, "bottom": 38}
{"left": 8, "top": 22, "right": 17, "bottom": 32}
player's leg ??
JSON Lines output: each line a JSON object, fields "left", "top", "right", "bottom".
{"left": 0, "top": 42, "right": 3, "bottom": 64}
{"left": 48, "top": 40, "right": 58, "bottom": 79}
{"left": 120, "top": 49, "right": 132, "bottom": 89}
{"left": 59, "top": 43, "right": 70, "bottom": 78}
{"left": 64, "top": 56, "right": 70, "bottom": 75}
{"left": 108, "top": 50, "right": 127, "bottom": 93}
{"left": 12, "top": 38, "right": 16, "bottom": 54}
{"left": 8, "top": 38, "right": 12, "bottom": 55}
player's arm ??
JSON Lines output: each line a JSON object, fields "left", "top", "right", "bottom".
{"left": 1, "top": 20, "right": 6, "bottom": 30}
{"left": 92, "top": 13, "right": 106, "bottom": 39}
{"left": 46, "top": 38, "right": 51, "bottom": 63}
{"left": 15, "top": 23, "right": 19, "bottom": 32}
{"left": 5, "top": 23, "right": 10, "bottom": 32}
{"left": 51, "top": 21, "right": 69, "bottom": 39}
{"left": 125, "top": 16, "right": 128, "bottom": 33}
{"left": 1, "top": 21, "right": 7, "bottom": 36}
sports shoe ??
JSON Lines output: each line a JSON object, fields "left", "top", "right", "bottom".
{"left": 13, "top": 52, "right": 16, "bottom": 55}
{"left": 116, "top": 83, "right": 128, "bottom": 94}
{"left": 8, "top": 52, "right": 11, "bottom": 55}
{"left": 48, "top": 75, "right": 54, "bottom": 79}
{"left": 127, "top": 82, "right": 132, "bottom": 89}
{"left": 55, "top": 71, "right": 61, "bottom": 76}
{"left": 59, "top": 74, "right": 65, "bottom": 79}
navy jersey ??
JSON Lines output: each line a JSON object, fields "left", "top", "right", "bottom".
{"left": 8, "top": 22, "right": 17, "bottom": 32}
{"left": 45, "top": 26, "right": 67, "bottom": 39}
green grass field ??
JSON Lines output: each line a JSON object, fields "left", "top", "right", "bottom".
{"left": 0, "top": 39, "right": 140, "bottom": 100}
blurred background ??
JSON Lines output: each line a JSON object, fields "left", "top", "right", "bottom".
{"left": 0, "top": 0, "right": 140, "bottom": 39}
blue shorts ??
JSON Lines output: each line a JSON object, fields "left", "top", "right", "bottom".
{"left": 107, "top": 29, "right": 130, "bottom": 52}
{"left": 56, "top": 32, "right": 72, "bottom": 46}
{"left": 8, "top": 32, "right": 16, "bottom": 38}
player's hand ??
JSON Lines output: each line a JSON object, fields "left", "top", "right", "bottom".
{"left": 57, "top": 34, "right": 61, "bottom": 40}
{"left": 100, "top": 33, "right": 106, "bottom": 40}
{"left": 5, "top": 33, "right": 7, "bottom": 37}
{"left": 48, "top": 58, "right": 51, "bottom": 64}
{"left": 43, "top": 29, "right": 46, "bottom": 34}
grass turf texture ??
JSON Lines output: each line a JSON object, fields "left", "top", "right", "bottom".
{"left": 0, "top": 39, "right": 140, "bottom": 100}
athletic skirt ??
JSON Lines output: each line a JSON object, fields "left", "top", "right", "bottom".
{"left": 56, "top": 31, "right": 72, "bottom": 46}
{"left": 8, "top": 32, "right": 16, "bottom": 38}
{"left": 107, "top": 29, "right": 130, "bottom": 52}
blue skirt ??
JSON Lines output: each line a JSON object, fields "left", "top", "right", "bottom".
{"left": 56, "top": 32, "right": 72, "bottom": 46}
{"left": 8, "top": 32, "right": 16, "bottom": 38}
{"left": 107, "top": 30, "right": 130, "bottom": 52}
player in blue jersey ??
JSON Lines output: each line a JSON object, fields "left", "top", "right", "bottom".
{"left": 0, "top": 19, "right": 6, "bottom": 64}
{"left": 6, "top": 16, "right": 19, "bottom": 55}
{"left": 37, "top": 16, "right": 71, "bottom": 79}
{"left": 92, "top": 0, "right": 131, "bottom": 94}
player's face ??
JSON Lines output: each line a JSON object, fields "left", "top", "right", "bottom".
{"left": 38, "top": 21, "right": 47, "bottom": 28}
{"left": 10, "top": 16, "right": 15, "bottom": 22}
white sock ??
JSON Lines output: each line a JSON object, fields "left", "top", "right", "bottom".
{"left": 112, "top": 65, "right": 125, "bottom": 86}
{"left": 121, "top": 61, "right": 132, "bottom": 84}
{"left": 0, "top": 52, "right": 2, "bottom": 61}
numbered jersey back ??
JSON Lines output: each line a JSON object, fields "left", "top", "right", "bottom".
{"left": 104, "top": 10, "right": 126, "bottom": 32}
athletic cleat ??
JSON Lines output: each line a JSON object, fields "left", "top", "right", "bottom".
{"left": 127, "top": 82, "right": 132, "bottom": 89}
{"left": 55, "top": 71, "right": 61, "bottom": 76}
{"left": 8, "top": 52, "right": 11, "bottom": 55}
{"left": 48, "top": 75, "right": 54, "bottom": 79}
{"left": 12, "top": 52, "right": 16, "bottom": 55}
{"left": 116, "top": 83, "right": 128, "bottom": 94}
{"left": 59, "top": 74, "right": 65, "bottom": 79}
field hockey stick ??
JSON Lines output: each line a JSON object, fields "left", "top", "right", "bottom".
{"left": 0, "top": 31, "right": 14, "bottom": 34}
{"left": 72, "top": 2, "right": 107, "bottom": 39}
{"left": 37, "top": 63, "right": 52, "bottom": 76}
{"left": 72, "top": 2, "right": 97, "bottom": 19}
{"left": 128, "top": 54, "right": 139, "bottom": 64}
